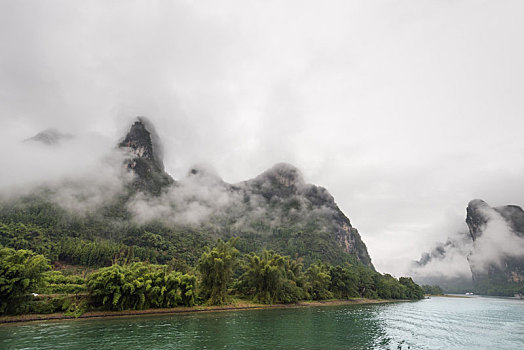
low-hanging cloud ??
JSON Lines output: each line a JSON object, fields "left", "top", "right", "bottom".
{"left": 410, "top": 231, "right": 473, "bottom": 280}
{"left": 411, "top": 201, "right": 524, "bottom": 286}
{"left": 127, "top": 162, "right": 340, "bottom": 236}
{"left": 468, "top": 205, "right": 524, "bottom": 274}
{"left": 127, "top": 165, "right": 241, "bottom": 227}
{"left": 0, "top": 130, "right": 134, "bottom": 215}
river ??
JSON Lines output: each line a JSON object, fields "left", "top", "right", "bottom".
{"left": 1, "top": 296, "right": 523, "bottom": 349}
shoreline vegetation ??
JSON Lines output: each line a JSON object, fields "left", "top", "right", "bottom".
{"left": 1, "top": 238, "right": 425, "bottom": 319}
{"left": 431, "top": 294, "right": 472, "bottom": 298}
{"left": 0, "top": 298, "right": 402, "bottom": 324}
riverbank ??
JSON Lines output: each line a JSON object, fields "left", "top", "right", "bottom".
{"left": 439, "top": 294, "right": 472, "bottom": 298}
{"left": 0, "top": 298, "right": 401, "bottom": 324}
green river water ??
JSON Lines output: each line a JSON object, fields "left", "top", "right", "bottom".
{"left": 1, "top": 296, "right": 523, "bottom": 349}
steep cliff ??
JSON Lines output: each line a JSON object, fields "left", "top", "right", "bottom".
{"left": 118, "top": 118, "right": 174, "bottom": 195}
{"left": 412, "top": 199, "right": 524, "bottom": 295}
{"left": 466, "top": 199, "right": 524, "bottom": 293}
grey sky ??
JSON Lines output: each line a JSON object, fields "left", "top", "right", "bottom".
{"left": 1, "top": 0, "right": 524, "bottom": 275}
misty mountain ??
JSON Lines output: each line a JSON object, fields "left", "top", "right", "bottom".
{"left": 0, "top": 118, "right": 374, "bottom": 269}
{"left": 25, "top": 129, "right": 74, "bottom": 146}
{"left": 411, "top": 233, "right": 473, "bottom": 293}
{"left": 466, "top": 199, "right": 524, "bottom": 294}
{"left": 121, "top": 119, "right": 373, "bottom": 267}
{"left": 412, "top": 199, "right": 524, "bottom": 295}
{"left": 118, "top": 118, "right": 174, "bottom": 195}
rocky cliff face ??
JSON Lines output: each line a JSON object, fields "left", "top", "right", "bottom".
{"left": 412, "top": 199, "right": 524, "bottom": 294}
{"left": 466, "top": 199, "right": 524, "bottom": 287}
{"left": 118, "top": 118, "right": 174, "bottom": 194}
{"left": 465, "top": 199, "right": 490, "bottom": 241}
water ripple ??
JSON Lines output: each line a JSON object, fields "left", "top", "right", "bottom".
{"left": 1, "top": 296, "right": 523, "bottom": 349}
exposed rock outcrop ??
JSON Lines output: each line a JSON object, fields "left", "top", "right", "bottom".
{"left": 119, "top": 118, "right": 173, "bottom": 194}
{"left": 466, "top": 199, "right": 524, "bottom": 287}
{"left": 412, "top": 199, "right": 524, "bottom": 294}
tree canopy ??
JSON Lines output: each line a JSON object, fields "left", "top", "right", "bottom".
{"left": 197, "top": 238, "right": 240, "bottom": 305}
{"left": 0, "top": 247, "right": 51, "bottom": 314}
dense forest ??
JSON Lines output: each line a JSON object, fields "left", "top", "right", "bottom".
{"left": 0, "top": 238, "right": 424, "bottom": 316}
{"left": 0, "top": 193, "right": 366, "bottom": 269}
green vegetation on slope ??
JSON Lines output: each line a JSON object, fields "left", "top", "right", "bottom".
{"left": 0, "top": 199, "right": 213, "bottom": 267}
{"left": 0, "top": 195, "right": 363, "bottom": 269}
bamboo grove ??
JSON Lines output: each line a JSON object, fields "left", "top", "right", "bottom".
{"left": 0, "top": 239, "right": 424, "bottom": 316}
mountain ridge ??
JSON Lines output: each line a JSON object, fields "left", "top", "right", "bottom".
{"left": 1, "top": 118, "right": 374, "bottom": 270}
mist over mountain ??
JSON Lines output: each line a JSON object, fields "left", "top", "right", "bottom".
{"left": 0, "top": 118, "right": 373, "bottom": 269}
{"left": 25, "top": 129, "right": 74, "bottom": 146}
{"left": 411, "top": 199, "right": 524, "bottom": 294}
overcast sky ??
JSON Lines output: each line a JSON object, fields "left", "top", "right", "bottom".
{"left": 1, "top": 0, "right": 524, "bottom": 275}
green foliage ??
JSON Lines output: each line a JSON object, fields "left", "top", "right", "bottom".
{"left": 279, "top": 257, "right": 308, "bottom": 302}
{"left": 57, "top": 237, "right": 122, "bottom": 267}
{"left": 86, "top": 262, "right": 195, "bottom": 311}
{"left": 306, "top": 261, "right": 333, "bottom": 300}
{"left": 399, "top": 277, "right": 425, "bottom": 299}
{"left": 375, "top": 274, "right": 406, "bottom": 299}
{"left": 0, "top": 195, "right": 212, "bottom": 269}
{"left": 328, "top": 265, "right": 425, "bottom": 301}
{"left": 0, "top": 247, "right": 51, "bottom": 315}
{"left": 0, "top": 222, "right": 56, "bottom": 260}
{"left": 474, "top": 278, "right": 524, "bottom": 296}
{"left": 236, "top": 250, "right": 306, "bottom": 304}
{"left": 41, "top": 270, "right": 87, "bottom": 294}
{"left": 422, "top": 284, "right": 444, "bottom": 295}
{"left": 355, "top": 265, "right": 378, "bottom": 298}
{"left": 25, "top": 295, "right": 87, "bottom": 316}
{"left": 329, "top": 264, "right": 359, "bottom": 298}
{"left": 197, "top": 238, "right": 240, "bottom": 305}
{"left": 233, "top": 226, "right": 361, "bottom": 268}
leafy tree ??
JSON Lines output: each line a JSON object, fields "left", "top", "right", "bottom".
{"left": 0, "top": 247, "right": 51, "bottom": 314}
{"left": 237, "top": 250, "right": 286, "bottom": 304}
{"left": 306, "top": 260, "right": 333, "bottom": 300}
{"left": 86, "top": 262, "right": 195, "bottom": 310}
{"left": 399, "top": 277, "right": 424, "bottom": 299}
{"left": 355, "top": 266, "right": 378, "bottom": 298}
{"left": 279, "top": 256, "right": 308, "bottom": 302}
{"left": 197, "top": 238, "right": 240, "bottom": 305}
{"left": 329, "top": 264, "right": 359, "bottom": 298}
{"left": 376, "top": 274, "right": 405, "bottom": 299}
{"left": 237, "top": 250, "right": 306, "bottom": 304}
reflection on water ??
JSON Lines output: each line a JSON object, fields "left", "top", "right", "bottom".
{"left": 1, "top": 296, "right": 523, "bottom": 349}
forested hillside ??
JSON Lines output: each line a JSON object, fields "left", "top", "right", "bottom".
{"left": 0, "top": 119, "right": 373, "bottom": 269}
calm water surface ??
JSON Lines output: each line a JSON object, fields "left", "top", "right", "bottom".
{"left": 1, "top": 296, "right": 523, "bottom": 349}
